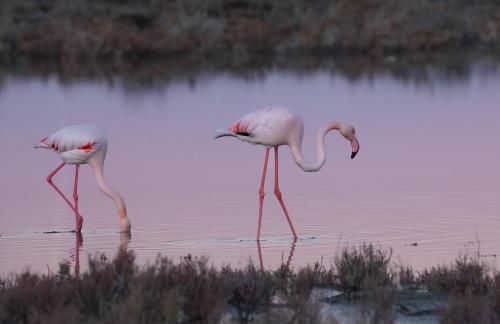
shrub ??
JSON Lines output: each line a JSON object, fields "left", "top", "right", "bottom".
{"left": 398, "top": 265, "right": 419, "bottom": 291}
{"left": 225, "top": 263, "right": 276, "bottom": 322}
{"left": 420, "top": 254, "right": 491, "bottom": 296}
{"left": 333, "top": 243, "right": 393, "bottom": 298}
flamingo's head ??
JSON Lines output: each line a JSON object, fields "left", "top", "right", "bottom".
{"left": 340, "top": 125, "right": 359, "bottom": 159}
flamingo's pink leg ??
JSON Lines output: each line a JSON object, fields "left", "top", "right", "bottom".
{"left": 257, "top": 148, "right": 270, "bottom": 241}
{"left": 46, "top": 162, "right": 82, "bottom": 232}
{"left": 73, "top": 165, "right": 83, "bottom": 232}
{"left": 274, "top": 147, "right": 298, "bottom": 240}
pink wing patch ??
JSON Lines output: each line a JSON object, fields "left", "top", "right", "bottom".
{"left": 229, "top": 121, "right": 248, "bottom": 133}
{"left": 229, "top": 122, "right": 240, "bottom": 133}
{"left": 79, "top": 142, "right": 94, "bottom": 152}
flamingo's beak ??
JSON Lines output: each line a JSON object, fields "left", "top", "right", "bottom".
{"left": 214, "top": 129, "right": 237, "bottom": 139}
{"left": 33, "top": 142, "right": 49, "bottom": 149}
{"left": 34, "top": 137, "right": 49, "bottom": 149}
{"left": 351, "top": 137, "right": 359, "bottom": 159}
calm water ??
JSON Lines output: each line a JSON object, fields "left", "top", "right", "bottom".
{"left": 0, "top": 63, "right": 499, "bottom": 275}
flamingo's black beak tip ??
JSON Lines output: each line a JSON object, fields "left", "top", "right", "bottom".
{"left": 351, "top": 150, "right": 358, "bottom": 159}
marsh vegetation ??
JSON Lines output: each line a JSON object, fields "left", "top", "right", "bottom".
{"left": 1, "top": 0, "right": 500, "bottom": 61}
{"left": 1, "top": 244, "right": 498, "bottom": 323}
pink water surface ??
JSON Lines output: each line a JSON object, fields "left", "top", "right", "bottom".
{"left": 0, "top": 66, "right": 499, "bottom": 275}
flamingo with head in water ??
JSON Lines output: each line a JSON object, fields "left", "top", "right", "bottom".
{"left": 34, "top": 125, "right": 131, "bottom": 233}
{"left": 215, "top": 106, "right": 359, "bottom": 241}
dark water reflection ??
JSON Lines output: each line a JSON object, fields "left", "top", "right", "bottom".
{"left": 0, "top": 56, "right": 499, "bottom": 275}
{"left": 2, "top": 51, "right": 500, "bottom": 92}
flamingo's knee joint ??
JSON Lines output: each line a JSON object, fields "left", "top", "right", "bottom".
{"left": 274, "top": 188, "right": 282, "bottom": 198}
{"left": 259, "top": 191, "right": 265, "bottom": 199}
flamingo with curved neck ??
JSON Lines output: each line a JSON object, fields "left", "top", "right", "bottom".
{"left": 289, "top": 121, "right": 359, "bottom": 172}
{"left": 215, "top": 106, "right": 359, "bottom": 241}
{"left": 34, "top": 124, "right": 131, "bottom": 233}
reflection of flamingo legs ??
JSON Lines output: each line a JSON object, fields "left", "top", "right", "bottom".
{"left": 284, "top": 239, "right": 297, "bottom": 268}
{"left": 256, "top": 239, "right": 297, "bottom": 271}
{"left": 70, "top": 232, "right": 83, "bottom": 277}
{"left": 119, "top": 232, "right": 131, "bottom": 254}
{"left": 257, "top": 240, "right": 265, "bottom": 271}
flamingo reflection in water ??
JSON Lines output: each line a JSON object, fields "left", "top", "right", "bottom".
{"left": 257, "top": 240, "right": 297, "bottom": 271}
{"left": 68, "top": 232, "right": 131, "bottom": 277}
{"left": 69, "top": 233, "right": 83, "bottom": 277}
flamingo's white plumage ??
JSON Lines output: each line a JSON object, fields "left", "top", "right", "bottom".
{"left": 34, "top": 124, "right": 130, "bottom": 233}
{"left": 215, "top": 106, "right": 359, "bottom": 241}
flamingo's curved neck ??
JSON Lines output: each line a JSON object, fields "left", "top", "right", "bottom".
{"left": 90, "top": 162, "right": 127, "bottom": 219}
{"left": 289, "top": 122, "right": 342, "bottom": 172}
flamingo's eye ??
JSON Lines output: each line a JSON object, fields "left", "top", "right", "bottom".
{"left": 236, "top": 132, "right": 250, "bottom": 136}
